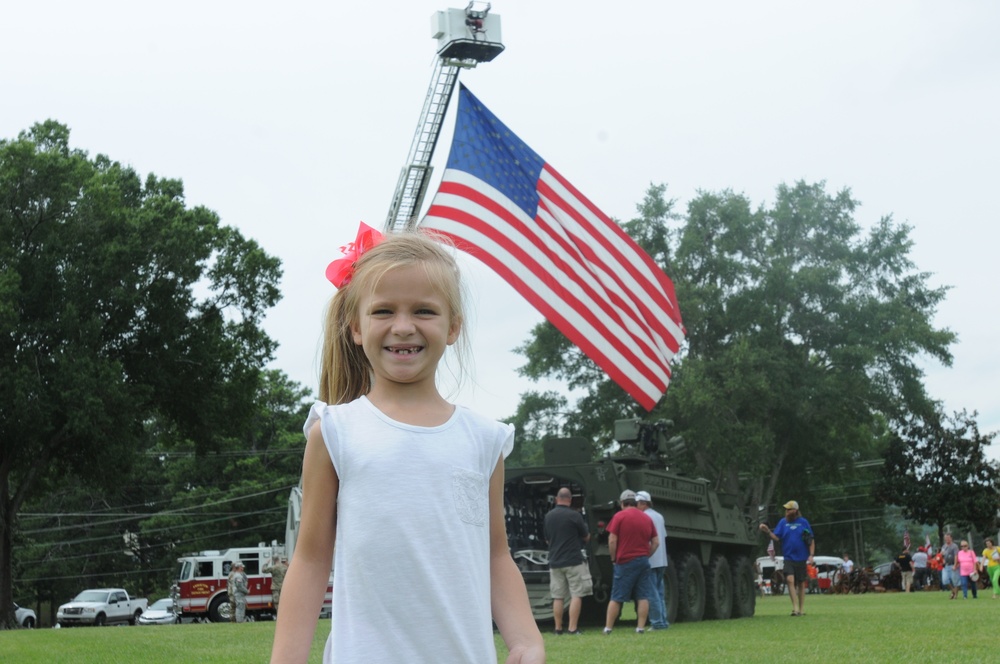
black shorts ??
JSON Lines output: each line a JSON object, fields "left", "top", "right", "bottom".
{"left": 783, "top": 559, "right": 808, "bottom": 581}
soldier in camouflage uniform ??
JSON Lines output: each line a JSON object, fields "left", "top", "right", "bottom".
{"left": 227, "top": 563, "right": 238, "bottom": 622}
{"left": 230, "top": 561, "right": 249, "bottom": 622}
{"left": 264, "top": 555, "right": 288, "bottom": 614}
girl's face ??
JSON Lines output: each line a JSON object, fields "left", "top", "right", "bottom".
{"left": 351, "top": 265, "right": 460, "bottom": 392}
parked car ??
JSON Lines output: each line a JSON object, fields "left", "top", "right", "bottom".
{"left": 137, "top": 598, "right": 179, "bottom": 625}
{"left": 14, "top": 603, "right": 36, "bottom": 628}
{"left": 56, "top": 588, "right": 148, "bottom": 627}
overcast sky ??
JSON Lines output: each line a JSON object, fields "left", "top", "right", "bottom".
{"left": 4, "top": 1, "right": 998, "bottom": 455}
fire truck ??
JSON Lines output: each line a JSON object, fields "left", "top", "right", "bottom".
{"left": 170, "top": 543, "right": 332, "bottom": 622}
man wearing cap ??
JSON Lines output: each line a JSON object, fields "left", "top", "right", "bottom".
{"left": 636, "top": 490, "right": 669, "bottom": 630}
{"left": 760, "top": 500, "right": 814, "bottom": 616}
{"left": 604, "top": 490, "right": 659, "bottom": 634}
{"left": 264, "top": 555, "right": 288, "bottom": 614}
{"left": 544, "top": 487, "right": 592, "bottom": 635}
{"left": 228, "top": 562, "right": 250, "bottom": 623}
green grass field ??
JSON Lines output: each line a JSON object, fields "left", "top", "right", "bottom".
{"left": 2, "top": 590, "right": 995, "bottom": 663}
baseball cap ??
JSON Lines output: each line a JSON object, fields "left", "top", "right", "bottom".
{"left": 635, "top": 491, "right": 652, "bottom": 503}
{"left": 783, "top": 500, "right": 799, "bottom": 510}
{"left": 620, "top": 489, "right": 637, "bottom": 502}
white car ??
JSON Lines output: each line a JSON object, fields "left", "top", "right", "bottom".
{"left": 137, "top": 598, "right": 179, "bottom": 626}
{"left": 14, "top": 603, "right": 36, "bottom": 628}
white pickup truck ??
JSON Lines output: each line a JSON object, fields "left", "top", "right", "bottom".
{"left": 56, "top": 588, "right": 148, "bottom": 627}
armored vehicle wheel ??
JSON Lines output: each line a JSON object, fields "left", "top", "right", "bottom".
{"left": 704, "top": 555, "right": 733, "bottom": 620}
{"left": 730, "top": 556, "right": 757, "bottom": 618}
{"left": 676, "top": 552, "right": 706, "bottom": 622}
{"left": 664, "top": 555, "right": 679, "bottom": 625}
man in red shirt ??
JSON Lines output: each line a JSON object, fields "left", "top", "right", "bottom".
{"left": 603, "top": 490, "right": 659, "bottom": 634}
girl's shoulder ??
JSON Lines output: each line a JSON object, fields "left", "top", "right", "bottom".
{"left": 454, "top": 403, "right": 512, "bottom": 429}
{"left": 302, "top": 399, "right": 367, "bottom": 437}
{"left": 453, "top": 405, "right": 515, "bottom": 458}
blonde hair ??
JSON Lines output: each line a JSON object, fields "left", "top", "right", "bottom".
{"left": 319, "top": 230, "right": 468, "bottom": 404}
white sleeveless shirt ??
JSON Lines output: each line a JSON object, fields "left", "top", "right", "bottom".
{"left": 304, "top": 397, "right": 514, "bottom": 664}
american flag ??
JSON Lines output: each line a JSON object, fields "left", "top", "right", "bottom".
{"left": 767, "top": 538, "right": 776, "bottom": 561}
{"left": 903, "top": 529, "right": 911, "bottom": 551}
{"left": 421, "top": 85, "right": 685, "bottom": 410}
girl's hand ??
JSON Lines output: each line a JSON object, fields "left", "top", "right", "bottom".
{"left": 506, "top": 644, "right": 546, "bottom": 664}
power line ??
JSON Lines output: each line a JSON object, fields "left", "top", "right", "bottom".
{"left": 18, "top": 507, "right": 286, "bottom": 550}
{"left": 18, "top": 518, "right": 287, "bottom": 573}
{"left": 19, "top": 482, "right": 296, "bottom": 534}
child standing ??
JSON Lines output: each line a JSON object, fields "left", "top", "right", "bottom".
{"left": 270, "top": 226, "right": 544, "bottom": 663}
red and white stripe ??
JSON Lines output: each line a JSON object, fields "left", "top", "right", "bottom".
{"left": 422, "top": 165, "right": 685, "bottom": 411}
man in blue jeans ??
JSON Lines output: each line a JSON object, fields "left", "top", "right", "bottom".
{"left": 604, "top": 490, "right": 659, "bottom": 634}
{"left": 940, "top": 532, "right": 960, "bottom": 599}
{"left": 636, "top": 491, "right": 669, "bottom": 630}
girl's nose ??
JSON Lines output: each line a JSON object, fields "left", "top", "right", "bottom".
{"left": 391, "top": 314, "right": 415, "bottom": 335}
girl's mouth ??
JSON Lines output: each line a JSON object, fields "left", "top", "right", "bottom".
{"left": 387, "top": 346, "right": 423, "bottom": 355}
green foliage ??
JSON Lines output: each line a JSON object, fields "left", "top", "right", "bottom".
{"left": 12, "top": 371, "right": 311, "bottom": 614}
{"left": 875, "top": 410, "right": 999, "bottom": 539}
{"left": 0, "top": 121, "right": 284, "bottom": 628}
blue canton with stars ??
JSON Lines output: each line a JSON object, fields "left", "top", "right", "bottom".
{"left": 447, "top": 85, "right": 546, "bottom": 219}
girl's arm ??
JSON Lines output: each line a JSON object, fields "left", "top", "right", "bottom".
{"left": 271, "top": 422, "right": 339, "bottom": 664}
{"left": 488, "top": 455, "right": 545, "bottom": 664}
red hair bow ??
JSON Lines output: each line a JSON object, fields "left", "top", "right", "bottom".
{"left": 326, "top": 222, "right": 383, "bottom": 288}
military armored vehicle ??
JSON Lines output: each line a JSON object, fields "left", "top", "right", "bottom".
{"left": 504, "top": 418, "right": 759, "bottom": 623}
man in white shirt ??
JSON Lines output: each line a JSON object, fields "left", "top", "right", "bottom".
{"left": 636, "top": 491, "right": 669, "bottom": 630}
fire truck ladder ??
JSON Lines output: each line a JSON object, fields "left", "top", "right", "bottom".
{"left": 383, "top": 2, "right": 504, "bottom": 233}
{"left": 384, "top": 57, "right": 462, "bottom": 233}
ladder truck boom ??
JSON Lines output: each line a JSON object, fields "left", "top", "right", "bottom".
{"left": 384, "top": 3, "right": 505, "bottom": 233}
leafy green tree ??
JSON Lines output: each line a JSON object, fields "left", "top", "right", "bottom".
{"left": 12, "top": 370, "right": 310, "bottom": 623}
{"left": 508, "top": 182, "right": 955, "bottom": 520}
{"left": 0, "top": 121, "right": 282, "bottom": 628}
{"left": 875, "top": 410, "right": 999, "bottom": 543}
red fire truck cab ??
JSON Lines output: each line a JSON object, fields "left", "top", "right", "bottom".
{"left": 171, "top": 545, "right": 331, "bottom": 622}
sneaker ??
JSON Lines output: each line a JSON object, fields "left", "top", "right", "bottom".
{"left": 603, "top": 628, "right": 612, "bottom": 635}
{"left": 635, "top": 628, "right": 645, "bottom": 634}
{"left": 649, "top": 624, "right": 669, "bottom": 631}
{"left": 567, "top": 629, "right": 582, "bottom": 635}
{"left": 553, "top": 629, "right": 563, "bottom": 635}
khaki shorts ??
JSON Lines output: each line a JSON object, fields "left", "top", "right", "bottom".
{"left": 550, "top": 562, "right": 594, "bottom": 600}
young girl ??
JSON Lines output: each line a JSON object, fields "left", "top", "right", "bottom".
{"left": 270, "top": 226, "right": 545, "bottom": 663}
